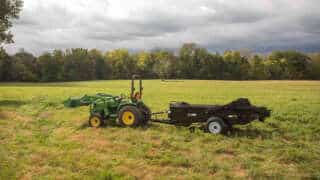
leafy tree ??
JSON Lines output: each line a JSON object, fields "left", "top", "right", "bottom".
{"left": 106, "top": 49, "right": 137, "bottom": 79}
{"left": 0, "top": 0, "right": 23, "bottom": 45}
{"left": 178, "top": 43, "right": 199, "bottom": 79}
{"left": 308, "top": 53, "right": 320, "bottom": 79}
{"left": 249, "top": 55, "right": 268, "bottom": 80}
{"left": 193, "top": 47, "right": 209, "bottom": 79}
{"left": 10, "top": 50, "right": 38, "bottom": 81}
{"left": 264, "top": 58, "right": 288, "bottom": 80}
{"left": 134, "top": 51, "right": 156, "bottom": 78}
{"left": 63, "top": 48, "right": 95, "bottom": 81}
{"left": 38, "top": 51, "right": 63, "bottom": 81}
{"left": 199, "top": 53, "right": 225, "bottom": 79}
{"left": 223, "top": 51, "right": 250, "bottom": 80}
{"left": 151, "top": 50, "right": 177, "bottom": 79}
{"left": 0, "top": 47, "right": 11, "bottom": 80}
{"left": 89, "top": 49, "right": 111, "bottom": 79}
{"left": 268, "top": 51, "right": 311, "bottom": 79}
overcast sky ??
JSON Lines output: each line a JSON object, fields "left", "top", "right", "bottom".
{"left": 5, "top": 0, "right": 320, "bottom": 55}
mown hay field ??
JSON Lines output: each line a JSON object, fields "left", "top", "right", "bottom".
{"left": 0, "top": 80, "right": 319, "bottom": 179}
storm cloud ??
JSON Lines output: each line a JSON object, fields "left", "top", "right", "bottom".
{"left": 5, "top": 0, "right": 320, "bottom": 55}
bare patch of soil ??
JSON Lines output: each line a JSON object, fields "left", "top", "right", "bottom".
{"left": 0, "top": 110, "right": 33, "bottom": 122}
{"left": 69, "top": 132, "right": 128, "bottom": 153}
{"left": 233, "top": 165, "right": 247, "bottom": 178}
{"left": 215, "top": 150, "right": 235, "bottom": 161}
{"left": 38, "top": 112, "right": 53, "bottom": 119}
{"left": 116, "top": 163, "right": 176, "bottom": 180}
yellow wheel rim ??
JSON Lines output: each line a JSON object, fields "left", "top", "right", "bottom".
{"left": 90, "top": 117, "right": 101, "bottom": 127}
{"left": 122, "top": 111, "right": 135, "bottom": 126}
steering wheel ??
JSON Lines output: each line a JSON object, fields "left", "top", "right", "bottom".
{"left": 115, "top": 93, "right": 126, "bottom": 101}
{"left": 120, "top": 93, "right": 126, "bottom": 99}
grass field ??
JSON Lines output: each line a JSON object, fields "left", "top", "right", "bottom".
{"left": 0, "top": 80, "right": 320, "bottom": 179}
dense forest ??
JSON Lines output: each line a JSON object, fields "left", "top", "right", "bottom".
{"left": 0, "top": 43, "right": 319, "bottom": 81}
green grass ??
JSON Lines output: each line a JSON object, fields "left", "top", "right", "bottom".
{"left": 0, "top": 80, "right": 319, "bottom": 179}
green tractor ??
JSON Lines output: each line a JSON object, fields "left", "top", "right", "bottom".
{"left": 64, "top": 75, "right": 151, "bottom": 127}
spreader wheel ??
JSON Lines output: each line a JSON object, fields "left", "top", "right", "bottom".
{"left": 206, "top": 117, "right": 227, "bottom": 134}
{"left": 89, "top": 114, "right": 103, "bottom": 128}
{"left": 118, "top": 106, "right": 142, "bottom": 127}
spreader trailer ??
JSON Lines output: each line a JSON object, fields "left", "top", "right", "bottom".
{"left": 64, "top": 75, "right": 271, "bottom": 134}
{"left": 150, "top": 99, "right": 271, "bottom": 134}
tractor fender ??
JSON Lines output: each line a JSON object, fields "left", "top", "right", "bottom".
{"left": 117, "top": 102, "right": 137, "bottom": 112}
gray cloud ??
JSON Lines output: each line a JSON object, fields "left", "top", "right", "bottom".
{"left": 4, "top": 0, "right": 320, "bottom": 55}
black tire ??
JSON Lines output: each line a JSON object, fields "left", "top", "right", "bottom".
{"left": 206, "top": 117, "right": 227, "bottom": 134}
{"left": 89, "top": 114, "right": 104, "bottom": 128}
{"left": 140, "top": 106, "right": 151, "bottom": 125}
{"left": 118, "top": 106, "right": 142, "bottom": 127}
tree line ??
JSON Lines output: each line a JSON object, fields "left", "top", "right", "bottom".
{"left": 0, "top": 43, "right": 320, "bottom": 82}
{"left": 1, "top": 1, "right": 319, "bottom": 81}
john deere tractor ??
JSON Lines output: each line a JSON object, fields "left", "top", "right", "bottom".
{"left": 64, "top": 75, "right": 151, "bottom": 127}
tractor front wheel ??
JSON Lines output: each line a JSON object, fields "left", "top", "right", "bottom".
{"left": 118, "top": 106, "right": 142, "bottom": 127}
{"left": 89, "top": 114, "right": 104, "bottom": 128}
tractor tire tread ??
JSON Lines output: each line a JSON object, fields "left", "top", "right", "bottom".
{"left": 118, "top": 106, "right": 142, "bottom": 127}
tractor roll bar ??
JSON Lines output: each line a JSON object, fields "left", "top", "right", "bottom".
{"left": 131, "top": 74, "right": 143, "bottom": 100}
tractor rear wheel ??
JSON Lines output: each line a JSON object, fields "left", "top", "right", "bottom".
{"left": 89, "top": 114, "right": 103, "bottom": 128}
{"left": 140, "top": 106, "right": 151, "bottom": 125}
{"left": 118, "top": 106, "right": 142, "bottom": 127}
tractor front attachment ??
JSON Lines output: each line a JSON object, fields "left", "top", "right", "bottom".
{"left": 63, "top": 93, "right": 115, "bottom": 108}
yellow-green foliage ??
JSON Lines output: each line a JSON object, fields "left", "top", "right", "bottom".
{"left": 0, "top": 80, "right": 319, "bottom": 179}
